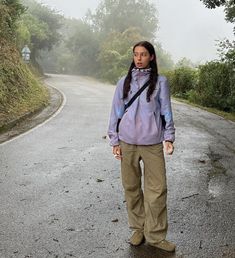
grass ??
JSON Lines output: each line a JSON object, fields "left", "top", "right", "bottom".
{"left": 173, "top": 96, "right": 235, "bottom": 122}
{"left": 0, "top": 39, "right": 49, "bottom": 129}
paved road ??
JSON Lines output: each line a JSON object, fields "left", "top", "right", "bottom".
{"left": 0, "top": 74, "right": 234, "bottom": 258}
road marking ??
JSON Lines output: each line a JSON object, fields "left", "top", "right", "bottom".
{"left": 0, "top": 83, "right": 67, "bottom": 146}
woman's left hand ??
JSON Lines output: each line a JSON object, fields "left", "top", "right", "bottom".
{"left": 164, "top": 141, "right": 174, "bottom": 155}
{"left": 112, "top": 145, "right": 122, "bottom": 160}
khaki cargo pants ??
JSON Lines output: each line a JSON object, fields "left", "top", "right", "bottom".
{"left": 120, "top": 140, "right": 168, "bottom": 244}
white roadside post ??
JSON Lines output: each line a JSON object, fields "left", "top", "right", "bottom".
{"left": 21, "top": 45, "right": 31, "bottom": 63}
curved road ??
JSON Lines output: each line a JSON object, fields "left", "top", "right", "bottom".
{"left": 0, "top": 74, "right": 234, "bottom": 258}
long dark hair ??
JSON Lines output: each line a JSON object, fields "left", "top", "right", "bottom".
{"left": 123, "top": 41, "right": 159, "bottom": 102}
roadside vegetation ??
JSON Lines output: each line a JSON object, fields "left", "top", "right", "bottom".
{"left": 38, "top": 0, "right": 235, "bottom": 120}
{"left": 38, "top": 0, "right": 174, "bottom": 81}
{"left": 0, "top": 0, "right": 234, "bottom": 129}
{"left": 166, "top": 0, "right": 235, "bottom": 120}
{"left": 0, "top": 0, "right": 50, "bottom": 130}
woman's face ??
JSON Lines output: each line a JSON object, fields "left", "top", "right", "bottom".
{"left": 133, "top": 46, "right": 154, "bottom": 69}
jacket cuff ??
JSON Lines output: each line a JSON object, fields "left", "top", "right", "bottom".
{"left": 109, "top": 137, "right": 119, "bottom": 146}
{"left": 164, "top": 134, "right": 175, "bottom": 143}
{"left": 165, "top": 140, "right": 173, "bottom": 143}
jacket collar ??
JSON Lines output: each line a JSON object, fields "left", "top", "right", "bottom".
{"left": 132, "top": 67, "right": 151, "bottom": 80}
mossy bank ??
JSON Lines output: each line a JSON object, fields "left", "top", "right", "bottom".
{"left": 0, "top": 38, "right": 49, "bottom": 131}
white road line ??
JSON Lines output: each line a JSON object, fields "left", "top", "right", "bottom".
{"left": 0, "top": 83, "right": 67, "bottom": 146}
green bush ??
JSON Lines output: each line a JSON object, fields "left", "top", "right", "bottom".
{"left": 0, "top": 2, "right": 49, "bottom": 128}
{"left": 0, "top": 1, "right": 25, "bottom": 41}
{"left": 0, "top": 38, "right": 49, "bottom": 126}
{"left": 194, "top": 61, "right": 235, "bottom": 112}
{"left": 164, "top": 67, "right": 198, "bottom": 99}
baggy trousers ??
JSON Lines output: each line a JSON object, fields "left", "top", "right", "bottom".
{"left": 120, "top": 141, "right": 168, "bottom": 244}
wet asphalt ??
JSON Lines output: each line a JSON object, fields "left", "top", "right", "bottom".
{"left": 0, "top": 74, "right": 234, "bottom": 258}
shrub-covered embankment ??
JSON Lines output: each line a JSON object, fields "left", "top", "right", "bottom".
{"left": 0, "top": 1, "right": 49, "bottom": 130}
{"left": 165, "top": 62, "right": 235, "bottom": 120}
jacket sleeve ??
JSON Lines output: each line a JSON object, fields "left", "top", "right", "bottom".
{"left": 159, "top": 77, "right": 175, "bottom": 142}
{"left": 107, "top": 77, "right": 125, "bottom": 146}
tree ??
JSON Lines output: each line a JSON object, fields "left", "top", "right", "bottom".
{"left": 66, "top": 20, "right": 100, "bottom": 75}
{"left": 0, "top": 0, "right": 25, "bottom": 40}
{"left": 154, "top": 42, "right": 174, "bottom": 72}
{"left": 200, "top": 0, "right": 235, "bottom": 65}
{"left": 175, "top": 57, "right": 196, "bottom": 68}
{"left": 37, "top": 18, "right": 82, "bottom": 74}
{"left": 196, "top": 61, "right": 235, "bottom": 111}
{"left": 0, "top": 0, "right": 49, "bottom": 127}
{"left": 87, "top": 0, "right": 158, "bottom": 40}
{"left": 200, "top": 0, "right": 226, "bottom": 8}
{"left": 17, "top": 0, "right": 62, "bottom": 63}
{"left": 198, "top": 1, "right": 235, "bottom": 112}
{"left": 97, "top": 27, "right": 144, "bottom": 82}
{"left": 166, "top": 67, "right": 198, "bottom": 98}
{"left": 200, "top": 0, "right": 235, "bottom": 33}
{"left": 24, "top": 0, "right": 174, "bottom": 82}
{"left": 217, "top": 39, "right": 235, "bottom": 65}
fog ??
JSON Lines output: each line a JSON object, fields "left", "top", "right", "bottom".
{"left": 37, "top": 0, "right": 234, "bottom": 63}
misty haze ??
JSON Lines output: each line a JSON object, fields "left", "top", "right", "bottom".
{"left": 0, "top": 1, "right": 235, "bottom": 257}
{"left": 36, "top": 0, "right": 234, "bottom": 63}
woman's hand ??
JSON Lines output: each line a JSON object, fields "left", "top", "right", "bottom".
{"left": 164, "top": 141, "right": 174, "bottom": 155}
{"left": 112, "top": 145, "right": 122, "bottom": 160}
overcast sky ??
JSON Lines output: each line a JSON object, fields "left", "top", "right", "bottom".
{"left": 36, "top": 0, "right": 234, "bottom": 63}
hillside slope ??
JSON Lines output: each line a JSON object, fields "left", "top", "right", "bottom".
{"left": 0, "top": 2, "right": 49, "bottom": 131}
{"left": 0, "top": 38, "right": 49, "bottom": 130}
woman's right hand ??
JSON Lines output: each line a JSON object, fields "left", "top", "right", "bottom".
{"left": 112, "top": 145, "right": 122, "bottom": 160}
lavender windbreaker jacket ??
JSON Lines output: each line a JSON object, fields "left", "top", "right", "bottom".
{"left": 108, "top": 68, "right": 175, "bottom": 146}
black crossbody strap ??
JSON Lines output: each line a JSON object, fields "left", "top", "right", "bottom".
{"left": 124, "top": 79, "right": 150, "bottom": 111}
{"left": 116, "top": 79, "right": 150, "bottom": 133}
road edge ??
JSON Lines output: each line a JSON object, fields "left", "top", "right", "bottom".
{"left": 0, "top": 83, "right": 65, "bottom": 145}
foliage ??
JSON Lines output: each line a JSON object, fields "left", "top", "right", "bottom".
{"left": 0, "top": 2, "right": 49, "bottom": 128}
{"left": 15, "top": 0, "right": 174, "bottom": 80}
{"left": 190, "top": 61, "right": 235, "bottom": 111}
{"left": 1, "top": 0, "right": 173, "bottom": 83}
{"left": 165, "top": 67, "right": 198, "bottom": 99}
{"left": 96, "top": 27, "right": 144, "bottom": 82}
{"left": 200, "top": 0, "right": 235, "bottom": 34}
{"left": 155, "top": 42, "right": 174, "bottom": 72}
{"left": 0, "top": 40, "right": 48, "bottom": 124}
{"left": 199, "top": 0, "right": 235, "bottom": 113}
{"left": 62, "top": 0, "right": 174, "bottom": 82}
{"left": 200, "top": 0, "right": 226, "bottom": 9}
{"left": 37, "top": 17, "right": 81, "bottom": 74}
{"left": 66, "top": 20, "right": 100, "bottom": 75}
{"left": 17, "top": 0, "right": 62, "bottom": 62}
{"left": 0, "top": 0, "right": 25, "bottom": 41}
{"left": 224, "top": 0, "right": 235, "bottom": 27}
{"left": 87, "top": 0, "right": 158, "bottom": 40}
{"left": 217, "top": 39, "right": 235, "bottom": 65}
{"left": 164, "top": 60, "right": 235, "bottom": 113}
{"left": 17, "top": 14, "right": 49, "bottom": 49}
{"left": 175, "top": 57, "right": 197, "bottom": 68}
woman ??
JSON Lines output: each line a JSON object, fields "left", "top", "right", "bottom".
{"left": 108, "top": 41, "right": 176, "bottom": 252}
